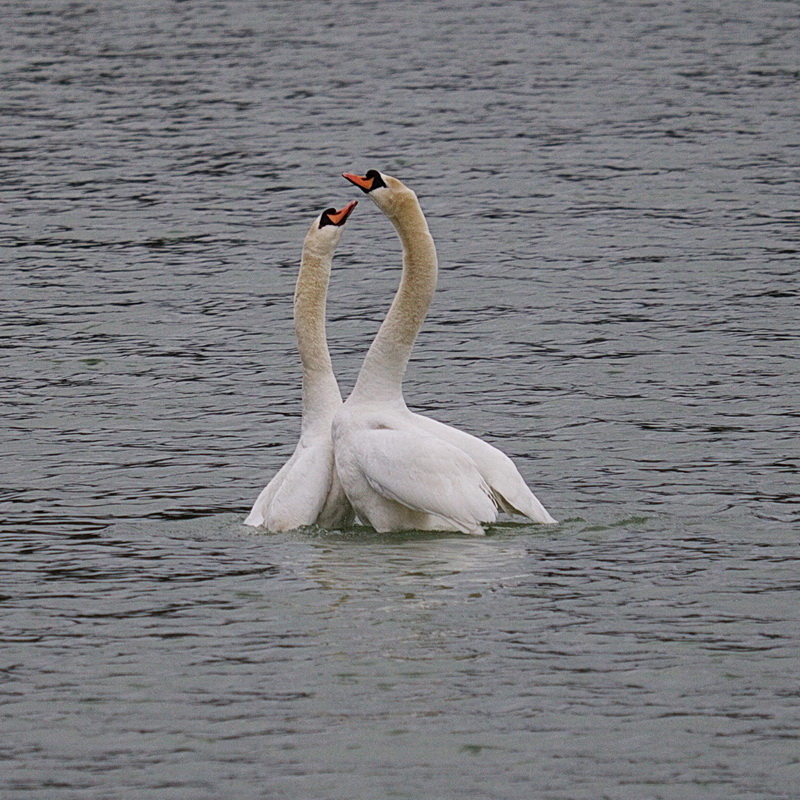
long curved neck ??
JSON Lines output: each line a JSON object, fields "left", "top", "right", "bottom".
{"left": 349, "top": 194, "right": 437, "bottom": 405}
{"left": 294, "top": 242, "right": 341, "bottom": 430}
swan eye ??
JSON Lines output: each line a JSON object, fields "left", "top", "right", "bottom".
{"left": 319, "top": 208, "right": 338, "bottom": 228}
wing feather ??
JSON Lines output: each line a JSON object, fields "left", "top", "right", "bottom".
{"left": 411, "top": 413, "right": 557, "bottom": 524}
{"left": 350, "top": 427, "right": 497, "bottom": 534}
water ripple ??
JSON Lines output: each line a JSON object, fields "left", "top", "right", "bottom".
{"left": 2, "top": 0, "right": 798, "bottom": 797}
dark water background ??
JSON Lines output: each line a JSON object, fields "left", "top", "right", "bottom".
{"left": 2, "top": 1, "right": 798, "bottom": 798}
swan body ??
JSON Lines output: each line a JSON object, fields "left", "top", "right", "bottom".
{"left": 334, "top": 400, "right": 497, "bottom": 536}
{"left": 332, "top": 171, "right": 556, "bottom": 535}
{"left": 245, "top": 202, "right": 357, "bottom": 531}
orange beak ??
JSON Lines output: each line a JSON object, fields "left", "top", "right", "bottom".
{"left": 342, "top": 172, "right": 374, "bottom": 192}
{"left": 327, "top": 199, "right": 358, "bottom": 226}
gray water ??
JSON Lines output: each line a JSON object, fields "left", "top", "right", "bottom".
{"left": 2, "top": 1, "right": 798, "bottom": 798}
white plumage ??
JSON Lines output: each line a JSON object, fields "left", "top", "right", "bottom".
{"left": 333, "top": 171, "right": 556, "bottom": 535}
{"left": 245, "top": 202, "right": 357, "bottom": 531}
{"left": 334, "top": 403, "right": 497, "bottom": 536}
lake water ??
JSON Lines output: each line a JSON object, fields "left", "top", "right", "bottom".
{"left": 2, "top": 1, "right": 798, "bottom": 798}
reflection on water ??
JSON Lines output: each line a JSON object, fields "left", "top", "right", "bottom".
{"left": 2, "top": 0, "right": 798, "bottom": 797}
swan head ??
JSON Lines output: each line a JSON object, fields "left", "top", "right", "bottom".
{"left": 342, "top": 170, "right": 415, "bottom": 219}
{"left": 305, "top": 200, "right": 358, "bottom": 251}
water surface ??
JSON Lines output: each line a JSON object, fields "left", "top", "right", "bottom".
{"left": 2, "top": 1, "right": 798, "bottom": 798}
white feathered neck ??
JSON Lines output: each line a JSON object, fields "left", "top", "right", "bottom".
{"left": 347, "top": 189, "right": 437, "bottom": 405}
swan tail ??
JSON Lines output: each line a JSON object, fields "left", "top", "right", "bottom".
{"left": 492, "top": 485, "right": 557, "bottom": 524}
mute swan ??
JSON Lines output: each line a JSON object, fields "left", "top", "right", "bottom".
{"left": 332, "top": 170, "right": 556, "bottom": 535}
{"left": 245, "top": 201, "right": 357, "bottom": 531}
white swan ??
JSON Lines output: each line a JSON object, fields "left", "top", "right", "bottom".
{"left": 332, "top": 170, "right": 556, "bottom": 535}
{"left": 245, "top": 201, "right": 357, "bottom": 531}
